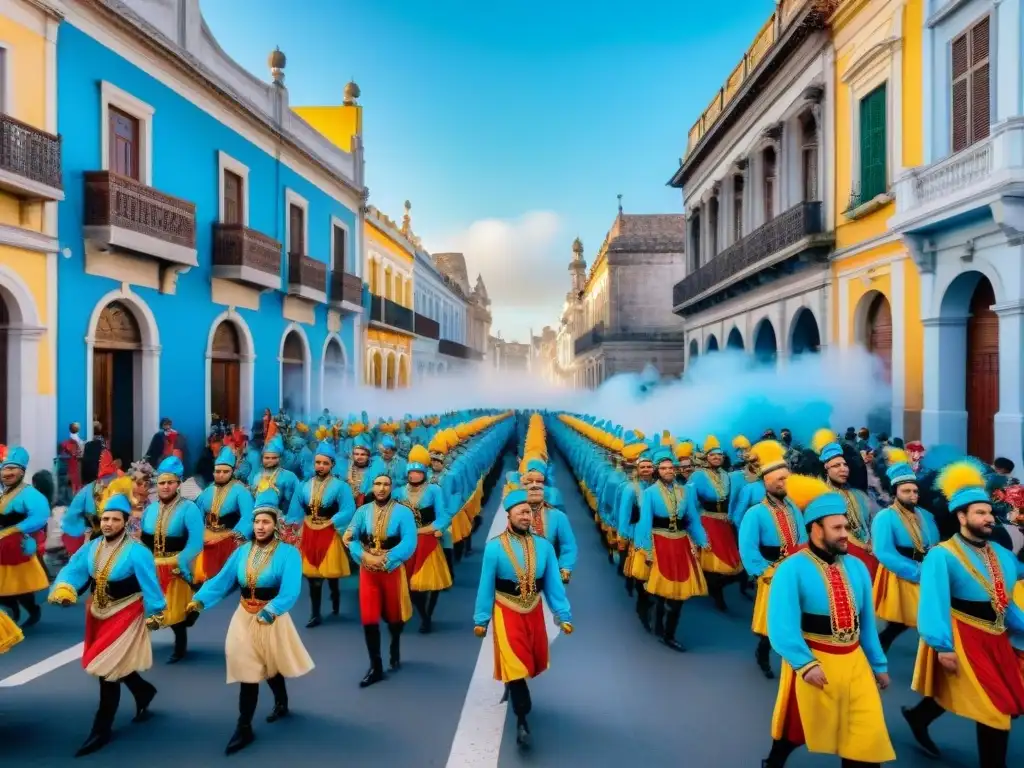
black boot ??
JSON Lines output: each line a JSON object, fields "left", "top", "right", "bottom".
{"left": 756, "top": 636, "right": 775, "bottom": 680}
{"left": 422, "top": 591, "right": 439, "bottom": 634}
{"left": 454, "top": 540, "right": 465, "bottom": 563}
{"left": 75, "top": 679, "right": 120, "bottom": 757}
{"left": 359, "top": 625, "right": 385, "bottom": 687}
{"left": 878, "top": 622, "right": 907, "bottom": 653}
{"left": 17, "top": 593, "right": 41, "bottom": 628}
{"left": 977, "top": 722, "right": 1009, "bottom": 768}
{"left": 388, "top": 622, "right": 404, "bottom": 670}
{"left": 654, "top": 599, "right": 665, "bottom": 637}
{"left": 168, "top": 623, "right": 187, "bottom": 664}
{"left": 625, "top": 572, "right": 635, "bottom": 597}
{"left": 0, "top": 597, "right": 19, "bottom": 624}
{"left": 328, "top": 579, "right": 340, "bottom": 616}
{"left": 265, "top": 674, "right": 289, "bottom": 722}
{"left": 122, "top": 672, "right": 156, "bottom": 722}
{"left": 411, "top": 592, "right": 428, "bottom": 632}
{"left": 306, "top": 578, "right": 323, "bottom": 628}
{"left": 444, "top": 549, "right": 455, "bottom": 584}
{"left": 662, "top": 602, "right": 685, "bottom": 652}
{"left": 636, "top": 589, "right": 651, "bottom": 632}
{"left": 901, "top": 698, "right": 943, "bottom": 758}
{"left": 762, "top": 738, "right": 797, "bottom": 768}
{"left": 516, "top": 716, "right": 531, "bottom": 749}
{"left": 738, "top": 572, "right": 754, "bottom": 600}
{"left": 707, "top": 575, "right": 727, "bottom": 613}
{"left": 226, "top": 683, "right": 258, "bottom": 754}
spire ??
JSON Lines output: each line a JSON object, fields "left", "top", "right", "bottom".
{"left": 401, "top": 200, "right": 412, "bottom": 236}
{"left": 617, "top": 193, "right": 623, "bottom": 215}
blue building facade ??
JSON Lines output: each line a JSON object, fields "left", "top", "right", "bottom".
{"left": 891, "top": 0, "right": 1024, "bottom": 468}
{"left": 55, "top": 0, "right": 366, "bottom": 467}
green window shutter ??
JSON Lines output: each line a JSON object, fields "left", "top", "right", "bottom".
{"left": 859, "top": 84, "right": 888, "bottom": 201}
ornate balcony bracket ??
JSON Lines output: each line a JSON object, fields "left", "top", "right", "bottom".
{"left": 902, "top": 233, "right": 936, "bottom": 275}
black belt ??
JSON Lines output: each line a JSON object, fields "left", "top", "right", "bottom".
{"left": 210, "top": 511, "right": 240, "bottom": 530}
{"left": 140, "top": 532, "right": 188, "bottom": 553}
{"left": 358, "top": 534, "right": 401, "bottom": 550}
{"left": 801, "top": 612, "right": 855, "bottom": 636}
{"left": 951, "top": 597, "right": 997, "bottom": 623}
{"left": 0, "top": 511, "right": 26, "bottom": 527}
{"left": 419, "top": 506, "right": 436, "bottom": 525}
{"left": 629, "top": 503, "right": 640, "bottom": 525}
{"left": 760, "top": 545, "right": 782, "bottom": 562}
{"left": 305, "top": 501, "right": 340, "bottom": 518}
{"left": 651, "top": 515, "right": 679, "bottom": 531}
{"left": 241, "top": 586, "right": 279, "bottom": 601}
{"left": 701, "top": 499, "right": 727, "bottom": 514}
{"left": 92, "top": 575, "right": 141, "bottom": 601}
{"left": 495, "top": 577, "right": 545, "bottom": 597}
{"left": 895, "top": 545, "right": 926, "bottom": 563}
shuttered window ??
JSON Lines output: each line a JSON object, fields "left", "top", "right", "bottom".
{"left": 951, "top": 16, "right": 990, "bottom": 153}
{"left": 859, "top": 84, "right": 887, "bottom": 201}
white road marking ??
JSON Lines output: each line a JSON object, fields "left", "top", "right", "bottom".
{"left": 445, "top": 494, "right": 561, "bottom": 768}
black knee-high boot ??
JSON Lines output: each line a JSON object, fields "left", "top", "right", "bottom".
{"left": 226, "top": 683, "right": 258, "bottom": 754}
{"left": 636, "top": 587, "right": 651, "bottom": 632}
{"left": 0, "top": 596, "right": 19, "bottom": 623}
{"left": 444, "top": 548, "right": 455, "bottom": 584}
{"left": 761, "top": 738, "right": 797, "bottom": 768}
{"left": 426, "top": 591, "right": 440, "bottom": 621}
{"left": 265, "top": 674, "right": 289, "bottom": 722}
{"left": 75, "top": 678, "right": 121, "bottom": 756}
{"left": 977, "top": 722, "right": 1009, "bottom": 768}
{"left": 756, "top": 635, "right": 774, "bottom": 679}
{"left": 507, "top": 679, "right": 533, "bottom": 748}
{"left": 705, "top": 573, "right": 727, "bottom": 612}
{"left": 411, "top": 592, "right": 428, "bottom": 628}
{"left": 388, "top": 621, "right": 404, "bottom": 669}
{"left": 168, "top": 623, "right": 187, "bottom": 663}
{"left": 901, "top": 697, "right": 944, "bottom": 758}
{"left": 306, "top": 578, "right": 324, "bottom": 627}
{"left": 654, "top": 597, "right": 665, "bottom": 636}
{"left": 328, "top": 578, "right": 340, "bottom": 615}
{"left": 121, "top": 672, "right": 156, "bottom": 722}
{"left": 454, "top": 540, "right": 465, "bottom": 562}
{"left": 16, "top": 592, "right": 41, "bottom": 628}
{"left": 878, "top": 622, "right": 907, "bottom": 653}
{"left": 359, "top": 625, "right": 384, "bottom": 688}
{"left": 662, "top": 600, "right": 685, "bottom": 652}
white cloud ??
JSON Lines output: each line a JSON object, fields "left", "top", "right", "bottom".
{"left": 425, "top": 211, "right": 568, "bottom": 340}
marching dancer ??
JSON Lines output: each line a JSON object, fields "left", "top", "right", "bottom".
{"left": 187, "top": 491, "right": 314, "bottom": 755}
{"left": 248, "top": 435, "right": 300, "bottom": 514}
{"left": 139, "top": 456, "right": 204, "bottom": 663}
{"left": 61, "top": 451, "right": 121, "bottom": 555}
{"left": 394, "top": 445, "right": 452, "bottom": 634}
{"left": 687, "top": 434, "right": 741, "bottom": 612}
{"left": 762, "top": 473, "right": 895, "bottom": 767}
{"left": 48, "top": 493, "right": 165, "bottom": 757}
{"left": 523, "top": 460, "right": 577, "bottom": 583}
{"left": 903, "top": 460, "right": 1024, "bottom": 765}
{"left": 194, "top": 445, "right": 253, "bottom": 585}
{"left": 346, "top": 472, "right": 417, "bottom": 687}
{"left": 288, "top": 440, "right": 356, "bottom": 627}
{"left": 0, "top": 446, "right": 51, "bottom": 627}
{"left": 474, "top": 488, "right": 573, "bottom": 749}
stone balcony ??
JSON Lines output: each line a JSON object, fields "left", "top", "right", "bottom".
{"left": 329, "top": 270, "right": 363, "bottom": 313}
{"left": 890, "top": 117, "right": 1024, "bottom": 240}
{"left": 286, "top": 254, "right": 328, "bottom": 304}
{"left": 212, "top": 223, "right": 281, "bottom": 291}
{"left": 0, "top": 113, "right": 63, "bottom": 201}
{"left": 573, "top": 322, "right": 686, "bottom": 357}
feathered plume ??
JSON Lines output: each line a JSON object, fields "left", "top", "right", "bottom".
{"left": 784, "top": 473, "right": 831, "bottom": 512}
{"left": 703, "top": 435, "right": 721, "bottom": 453}
{"left": 732, "top": 435, "right": 751, "bottom": 450}
{"left": 101, "top": 476, "right": 136, "bottom": 510}
{"left": 918, "top": 444, "right": 963, "bottom": 474}
{"left": 661, "top": 430, "right": 673, "bottom": 446}
{"left": 936, "top": 459, "right": 986, "bottom": 503}
{"left": 885, "top": 447, "right": 910, "bottom": 466}
{"left": 747, "top": 440, "right": 786, "bottom": 471}
{"left": 675, "top": 441, "right": 694, "bottom": 460}
{"left": 408, "top": 445, "right": 430, "bottom": 465}
{"left": 810, "top": 428, "right": 838, "bottom": 456}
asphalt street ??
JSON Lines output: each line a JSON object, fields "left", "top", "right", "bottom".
{"left": 0, "top": 450, "right": 1020, "bottom": 766}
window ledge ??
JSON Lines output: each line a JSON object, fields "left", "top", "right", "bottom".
{"left": 845, "top": 192, "right": 893, "bottom": 221}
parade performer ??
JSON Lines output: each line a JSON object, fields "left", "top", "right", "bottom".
{"left": 675, "top": 440, "right": 696, "bottom": 484}
{"left": 687, "top": 434, "right": 741, "bottom": 612}
{"left": 903, "top": 460, "right": 1024, "bottom": 765}
{"left": 187, "top": 492, "right": 314, "bottom": 755}
{"left": 428, "top": 433, "right": 461, "bottom": 579}
{"left": 48, "top": 493, "right": 166, "bottom": 757}
{"left": 61, "top": 451, "right": 121, "bottom": 555}
{"left": 616, "top": 443, "right": 653, "bottom": 613}
{"left": 0, "top": 603, "right": 22, "bottom": 654}
{"left": 346, "top": 472, "right": 416, "bottom": 687}
{"left": 634, "top": 448, "right": 709, "bottom": 651}
{"left": 194, "top": 446, "right": 253, "bottom": 586}
{"left": 366, "top": 434, "right": 408, "bottom": 489}
{"left": 248, "top": 435, "right": 299, "bottom": 514}
{"left": 341, "top": 434, "right": 373, "bottom": 506}
{"left": 761, "top": 473, "right": 894, "bottom": 768}
{"left": 739, "top": 440, "right": 806, "bottom": 679}
{"left": 0, "top": 446, "right": 50, "bottom": 627}
{"left": 870, "top": 452, "right": 940, "bottom": 653}
{"left": 394, "top": 445, "right": 452, "bottom": 634}
{"left": 288, "top": 440, "right": 356, "bottom": 628}
{"left": 139, "top": 455, "right": 204, "bottom": 663}
{"left": 524, "top": 459, "right": 577, "bottom": 583}
{"left": 811, "top": 429, "right": 878, "bottom": 580}
{"left": 474, "top": 488, "right": 573, "bottom": 750}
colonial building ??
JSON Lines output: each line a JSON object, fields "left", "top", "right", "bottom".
{"left": 565, "top": 212, "right": 687, "bottom": 389}
{"left": 534, "top": 326, "right": 560, "bottom": 384}
{"left": 364, "top": 203, "right": 417, "bottom": 388}
{"left": 0, "top": 0, "right": 62, "bottom": 473}
{"left": 433, "top": 251, "right": 490, "bottom": 366}
{"left": 56, "top": 0, "right": 365, "bottom": 468}
{"left": 669, "top": 0, "right": 837, "bottom": 369}
{"left": 830, "top": 0, "right": 925, "bottom": 440}
{"left": 489, "top": 335, "right": 532, "bottom": 372}
{"left": 890, "top": 0, "right": 1022, "bottom": 466}
{"left": 412, "top": 246, "right": 472, "bottom": 378}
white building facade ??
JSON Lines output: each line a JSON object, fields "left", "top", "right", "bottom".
{"left": 890, "top": 0, "right": 1024, "bottom": 467}
{"left": 412, "top": 248, "right": 468, "bottom": 378}
{"left": 670, "top": 4, "right": 835, "bottom": 368}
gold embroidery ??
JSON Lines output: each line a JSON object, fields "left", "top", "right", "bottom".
{"left": 892, "top": 502, "right": 925, "bottom": 553}
{"left": 152, "top": 497, "right": 181, "bottom": 557}
{"left": 206, "top": 482, "right": 235, "bottom": 531}
{"left": 498, "top": 531, "right": 540, "bottom": 611}
{"left": 368, "top": 501, "right": 396, "bottom": 554}
{"left": 401, "top": 484, "right": 427, "bottom": 526}
{"left": 241, "top": 541, "right": 278, "bottom": 614}
{"left": 92, "top": 534, "right": 130, "bottom": 610}
{"left": 805, "top": 550, "right": 860, "bottom": 645}
{"left": 656, "top": 482, "right": 685, "bottom": 532}
{"left": 943, "top": 537, "right": 1009, "bottom": 632}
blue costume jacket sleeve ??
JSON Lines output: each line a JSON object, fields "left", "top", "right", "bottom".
{"left": 851, "top": 558, "right": 887, "bottom": 674}
{"left": 385, "top": 508, "right": 418, "bottom": 571}
{"left": 50, "top": 543, "right": 93, "bottom": 595}
{"left": 177, "top": 503, "right": 206, "bottom": 583}
{"left": 917, "top": 548, "right": 955, "bottom": 653}
{"left": 739, "top": 506, "right": 771, "bottom": 577}
{"left": 193, "top": 547, "right": 245, "bottom": 611}
{"left": 766, "top": 557, "right": 818, "bottom": 672}
{"left": 233, "top": 487, "right": 255, "bottom": 538}
{"left": 554, "top": 510, "right": 578, "bottom": 573}
{"left": 62, "top": 487, "right": 89, "bottom": 536}
{"left": 634, "top": 489, "right": 654, "bottom": 555}
{"left": 539, "top": 538, "right": 572, "bottom": 623}
{"left": 684, "top": 491, "right": 710, "bottom": 549}
{"left": 346, "top": 507, "right": 366, "bottom": 560}
{"left": 330, "top": 483, "right": 357, "bottom": 532}
{"left": 615, "top": 484, "right": 631, "bottom": 538}
{"left": 284, "top": 483, "right": 305, "bottom": 526}
{"left": 473, "top": 543, "right": 498, "bottom": 626}
{"left": 266, "top": 545, "right": 303, "bottom": 617}
{"left": 870, "top": 511, "right": 921, "bottom": 583}
{"left": 9, "top": 488, "right": 49, "bottom": 535}
{"left": 132, "top": 544, "right": 169, "bottom": 615}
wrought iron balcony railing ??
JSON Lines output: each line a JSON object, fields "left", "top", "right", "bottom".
{"left": 287, "top": 253, "right": 328, "bottom": 303}
{"left": 212, "top": 223, "right": 281, "bottom": 291}
{"left": 0, "top": 112, "right": 62, "bottom": 198}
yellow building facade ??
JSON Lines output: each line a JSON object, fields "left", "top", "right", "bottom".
{"left": 0, "top": 0, "right": 62, "bottom": 472}
{"left": 830, "top": 0, "right": 925, "bottom": 439}
{"left": 364, "top": 204, "right": 417, "bottom": 388}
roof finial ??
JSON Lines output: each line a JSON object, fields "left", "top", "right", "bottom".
{"left": 401, "top": 200, "right": 412, "bottom": 235}
{"left": 617, "top": 193, "right": 623, "bottom": 215}
{"left": 343, "top": 78, "right": 361, "bottom": 105}
{"left": 268, "top": 46, "right": 286, "bottom": 85}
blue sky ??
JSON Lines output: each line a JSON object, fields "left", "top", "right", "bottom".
{"left": 201, "top": 0, "right": 776, "bottom": 340}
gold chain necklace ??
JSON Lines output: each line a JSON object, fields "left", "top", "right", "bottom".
{"left": 657, "top": 481, "right": 683, "bottom": 531}
{"left": 371, "top": 501, "right": 395, "bottom": 550}
{"left": 500, "top": 530, "right": 537, "bottom": 597}
{"left": 92, "top": 534, "right": 129, "bottom": 609}
{"left": 403, "top": 484, "right": 426, "bottom": 526}
{"left": 309, "top": 476, "right": 330, "bottom": 520}
{"left": 153, "top": 495, "right": 180, "bottom": 556}
{"left": 245, "top": 540, "right": 278, "bottom": 594}
{"left": 893, "top": 501, "right": 925, "bottom": 552}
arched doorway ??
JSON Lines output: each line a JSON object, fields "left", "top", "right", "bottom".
{"left": 281, "top": 330, "right": 307, "bottom": 414}
{"left": 753, "top": 319, "right": 778, "bottom": 365}
{"left": 385, "top": 352, "right": 396, "bottom": 390}
{"left": 865, "top": 294, "right": 892, "bottom": 382}
{"left": 966, "top": 277, "right": 998, "bottom": 461}
{"left": 0, "top": 294, "right": 7, "bottom": 444}
{"left": 398, "top": 356, "right": 409, "bottom": 387}
{"left": 210, "top": 320, "right": 241, "bottom": 426}
{"left": 93, "top": 301, "right": 141, "bottom": 466}
{"left": 371, "top": 350, "right": 383, "bottom": 388}
{"left": 790, "top": 308, "right": 821, "bottom": 356}
{"left": 323, "top": 337, "right": 346, "bottom": 402}
{"left": 688, "top": 339, "right": 699, "bottom": 362}
{"left": 706, "top": 334, "right": 719, "bottom": 353}
{"left": 727, "top": 327, "right": 744, "bottom": 350}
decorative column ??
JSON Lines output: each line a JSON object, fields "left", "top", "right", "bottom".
{"left": 994, "top": 299, "right": 1024, "bottom": 468}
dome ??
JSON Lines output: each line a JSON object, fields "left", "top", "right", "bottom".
{"left": 268, "top": 47, "right": 286, "bottom": 69}
{"left": 344, "top": 80, "right": 361, "bottom": 105}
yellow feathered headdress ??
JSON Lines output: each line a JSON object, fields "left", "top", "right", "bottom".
{"left": 408, "top": 445, "right": 430, "bottom": 466}
{"left": 810, "top": 428, "right": 838, "bottom": 456}
{"left": 784, "top": 473, "right": 831, "bottom": 513}
{"left": 936, "top": 460, "right": 988, "bottom": 507}
{"left": 732, "top": 435, "right": 751, "bottom": 450}
{"left": 675, "top": 441, "right": 694, "bottom": 461}
{"left": 885, "top": 447, "right": 910, "bottom": 466}
{"left": 703, "top": 434, "right": 721, "bottom": 453}
{"left": 746, "top": 440, "right": 787, "bottom": 477}
{"left": 660, "top": 430, "right": 674, "bottom": 447}
{"left": 621, "top": 442, "right": 648, "bottom": 462}
{"left": 101, "top": 476, "right": 136, "bottom": 510}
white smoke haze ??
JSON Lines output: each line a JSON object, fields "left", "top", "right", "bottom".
{"left": 319, "top": 346, "right": 893, "bottom": 445}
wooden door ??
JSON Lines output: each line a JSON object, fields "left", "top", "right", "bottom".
{"left": 108, "top": 106, "right": 140, "bottom": 180}
{"left": 967, "top": 277, "right": 999, "bottom": 461}
{"left": 110, "top": 350, "right": 135, "bottom": 466}
{"left": 92, "top": 350, "right": 114, "bottom": 444}
{"left": 867, "top": 294, "right": 893, "bottom": 383}
{"left": 0, "top": 296, "right": 8, "bottom": 444}
{"left": 210, "top": 321, "right": 241, "bottom": 425}
{"left": 93, "top": 302, "right": 142, "bottom": 464}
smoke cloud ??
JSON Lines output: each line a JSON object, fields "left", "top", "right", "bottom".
{"left": 321, "top": 346, "right": 894, "bottom": 444}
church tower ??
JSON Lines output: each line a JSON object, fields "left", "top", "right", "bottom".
{"left": 568, "top": 237, "right": 587, "bottom": 295}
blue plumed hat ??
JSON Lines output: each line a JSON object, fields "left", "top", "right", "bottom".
{"left": 937, "top": 460, "right": 991, "bottom": 512}
{"left": 652, "top": 448, "right": 675, "bottom": 466}
{"left": 785, "top": 474, "right": 848, "bottom": 525}
{"left": 811, "top": 428, "right": 844, "bottom": 465}
{"left": 263, "top": 435, "right": 285, "bottom": 456}
{"left": 102, "top": 493, "right": 132, "bottom": 517}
